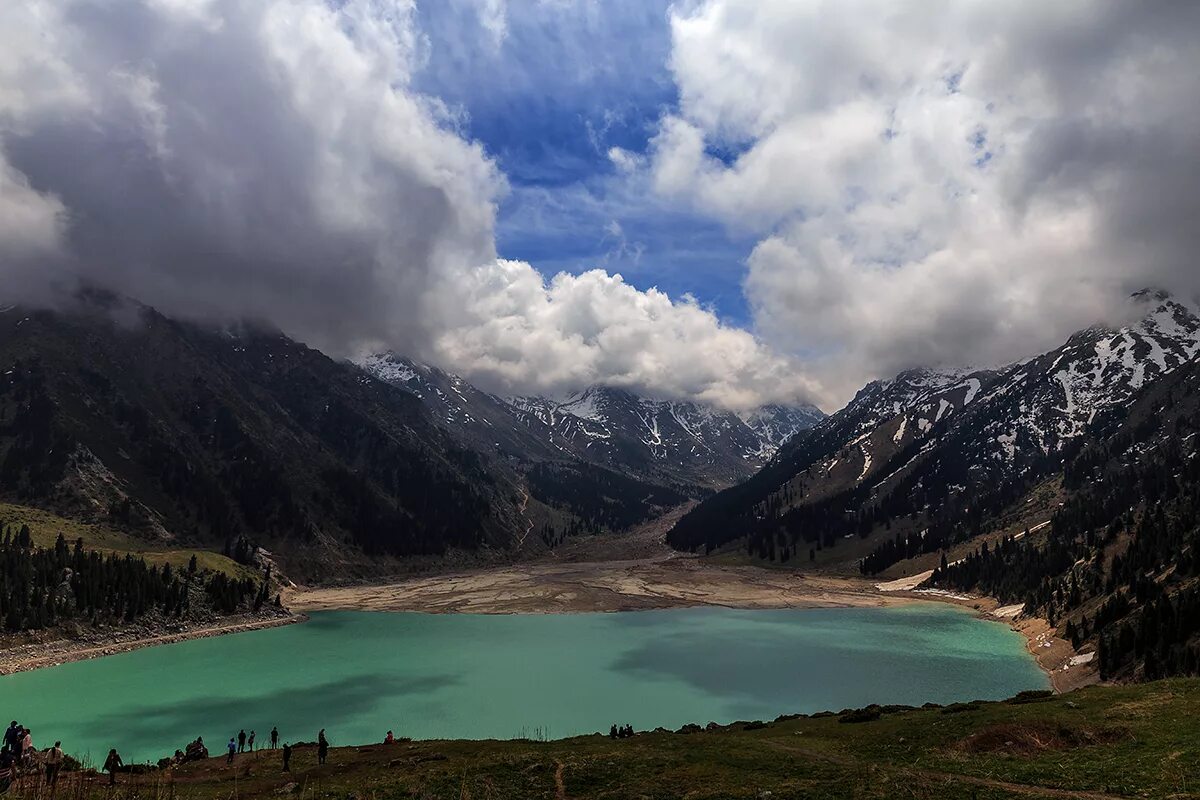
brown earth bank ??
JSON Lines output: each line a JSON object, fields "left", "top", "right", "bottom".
{"left": 284, "top": 556, "right": 911, "bottom": 615}
{"left": 283, "top": 504, "right": 906, "bottom": 615}
{"left": 0, "top": 609, "right": 299, "bottom": 675}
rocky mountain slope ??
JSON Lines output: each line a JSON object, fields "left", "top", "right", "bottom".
{"left": 0, "top": 298, "right": 531, "bottom": 581}
{"left": 668, "top": 291, "right": 1200, "bottom": 558}
{"left": 928, "top": 341, "right": 1200, "bottom": 681}
{"left": 361, "top": 354, "right": 824, "bottom": 488}
{"left": 0, "top": 298, "right": 724, "bottom": 580}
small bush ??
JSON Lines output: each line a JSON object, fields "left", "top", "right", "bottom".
{"left": 839, "top": 706, "right": 882, "bottom": 724}
{"left": 1007, "top": 689, "right": 1054, "bottom": 705}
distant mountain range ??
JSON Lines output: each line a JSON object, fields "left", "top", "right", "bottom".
{"left": 0, "top": 300, "right": 531, "bottom": 581}
{"left": 0, "top": 296, "right": 822, "bottom": 578}
{"left": 668, "top": 290, "right": 1200, "bottom": 559}
{"left": 665, "top": 289, "right": 1200, "bottom": 679}
{"left": 360, "top": 353, "right": 824, "bottom": 489}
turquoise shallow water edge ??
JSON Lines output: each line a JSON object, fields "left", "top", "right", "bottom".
{"left": 0, "top": 604, "right": 1047, "bottom": 763}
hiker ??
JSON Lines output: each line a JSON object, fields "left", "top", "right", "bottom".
{"left": 20, "top": 728, "right": 32, "bottom": 765}
{"left": 3, "top": 722, "right": 17, "bottom": 755}
{"left": 238, "top": 729, "right": 246, "bottom": 753}
{"left": 281, "top": 743, "right": 291, "bottom": 773}
{"left": 384, "top": 730, "right": 394, "bottom": 745}
{"left": 11, "top": 727, "right": 23, "bottom": 763}
{"left": 270, "top": 727, "right": 279, "bottom": 750}
{"left": 104, "top": 748, "right": 123, "bottom": 785}
{"left": 226, "top": 737, "right": 236, "bottom": 764}
{"left": 248, "top": 730, "right": 256, "bottom": 752}
{"left": 45, "top": 741, "right": 63, "bottom": 788}
{"left": 317, "top": 729, "right": 328, "bottom": 765}
{"left": 185, "top": 736, "right": 208, "bottom": 761}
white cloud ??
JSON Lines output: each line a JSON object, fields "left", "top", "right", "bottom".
{"left": 425, "top": 259, "right": 822, "bottom": 410}
{"left": 0, "top": 0, "right": 503, "bottom": 353}
{"left": 472, "top": 0, "right": 508, "bottom": 47}
{"left": 649, "top": 0, "right": 1200, "bottom": 403}
{"left": 5, "top": 0, "right": 1195, "bottom": 413}
{"left": 607, "top": 146, "right": 642, "bottom": 173}
{"left": 0, "top": 0, "right": 820, "bottom": 411}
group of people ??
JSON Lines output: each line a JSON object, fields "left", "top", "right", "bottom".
{"left": 220, "top": 726, "right": 327, "bottom": 773}
{"left": 1, "top": 721, "right": 65, "bottom": 790}
{"left": 609, "top": 723, "right": 636, "bottom": 739}
{"left": 226, "top": 729, "right": 255, "bottom": 762}
{"left": 0, "top": 723, "right": 342, "bottom": 789}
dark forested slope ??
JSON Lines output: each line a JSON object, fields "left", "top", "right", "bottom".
{"left": 669, "top": 293, "right": 1200, "bottom": 569}
{"left": 930, "top": 358, "right": 1200, "bottom": 680}
{"left": 0, "top": 299, "right": 529, "bottom": 579}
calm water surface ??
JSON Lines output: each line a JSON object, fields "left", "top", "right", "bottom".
{"left": 0, "top": 605, "right": 1046, "bottom": 762}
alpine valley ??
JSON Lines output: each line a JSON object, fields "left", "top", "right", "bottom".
{"left": 0, "top": 294, "right": 823, "bottom": 584}
{"left": 669, "top": 290, "right": 1200, "bottom": 681}
{"left": 3, "top": 289, "right": 1200, "bottom": 685}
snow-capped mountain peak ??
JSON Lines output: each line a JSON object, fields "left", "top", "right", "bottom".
{"left": 358, "top": 354, "right": 825, "bottom": 488}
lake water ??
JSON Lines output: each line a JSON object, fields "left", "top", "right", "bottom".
{"left": 0, "top": 605, "right": 1047, "bottom": 763}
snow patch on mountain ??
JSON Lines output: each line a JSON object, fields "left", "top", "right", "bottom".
{"left": 359, "top": 354, "right": 825, "bottom": 487}
{"left": 979, "top": 295, "right": 1200, "bottom": 463}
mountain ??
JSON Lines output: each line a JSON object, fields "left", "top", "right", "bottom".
{"left": 666, "top": 289, "right": 1200, "bottom": 680}
{"left": 668, "top": 291, "right": 1200, "bottom": 561}
{"left": 361, "top": 354, "right": 825, "bottom": 488}
{"left": 931, "top": 352, "right": 1200, "bottom": 681}
{"left": 0, "top": 299, "right": 531, "bottom": 581}
{"left": 358, "top": 353, "right": 571, "bottom": 463}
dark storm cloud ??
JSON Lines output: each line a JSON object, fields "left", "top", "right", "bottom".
{"left": 0, "top": 0, "right": 499, "bottom": 358}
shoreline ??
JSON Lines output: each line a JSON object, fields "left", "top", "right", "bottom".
{"left": 0, "top": 555, "right": 1092, "bottom": 694}
{"left": 877, "top": 585, "right": 1099, "bottom": 693}
{"left": 283, "top": 557, "right": 914, "bottom": 615}
{"left": 0, "top": 613, "right": 303, "bottom": 676}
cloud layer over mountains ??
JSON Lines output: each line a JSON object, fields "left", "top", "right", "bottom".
{"left": 2, "top": 0, "right": 1198, "bottom": 411}
{"left": 650, "top": 0, "right": 1200, "bottom": 401}
{"left": 0, "top": 0, "right": 814, "bottom": 411}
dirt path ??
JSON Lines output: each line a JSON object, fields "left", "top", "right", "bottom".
{"left": 554, "top": 759, "right": 567, "bottom": 800}
{"left": 515, "top": 488, "right": 534, "bottom": 552}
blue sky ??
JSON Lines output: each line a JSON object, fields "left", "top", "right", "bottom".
{"left": 412, "top": 0, "right": 755, "bottom": 324}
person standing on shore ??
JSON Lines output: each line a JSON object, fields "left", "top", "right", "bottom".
{"left": 270, "top": 727, "right": 279, "bottom": 750}
{"left": 104, "top": 749, "right": 123, "bottom": 785}
{"left": 226, "top": 738, "right": 236, "bottom": 764}
{"left": 281, "top": 742, "right": 291, "bottom": 773}
{"left": 3, "top": 722, "right": 17, "bottom": 755}
{"left": 248, "top": 731, "right": 256, "bottom": 752}
{"left": 237, "top": 729, "right": 246, "bottom": 753}
{"left": 317, "top": 729, "right": 328, "bottom": 765}
{"left": 19, "top": 728, "right": 32, "bottom": 765}
{"left": 45, "top": 741, "right": 63, "bottom": 792}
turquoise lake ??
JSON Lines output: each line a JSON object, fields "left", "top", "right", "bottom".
{"left": 0, "top": 605, "right": 1047, "bottom": 763}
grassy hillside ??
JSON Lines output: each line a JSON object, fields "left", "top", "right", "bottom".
{"left": 24, "top": 679, "right": 1200, "bottom": 799}
{"left": 0, "top": 501, "right": 254, "bottom": 580}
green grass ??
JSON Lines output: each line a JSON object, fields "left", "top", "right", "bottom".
{"left": 0, "top": 502, "right": 255, "bottom": 579}
{"left": 26, "top": 679, "right": 1200, "bottom": 799}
